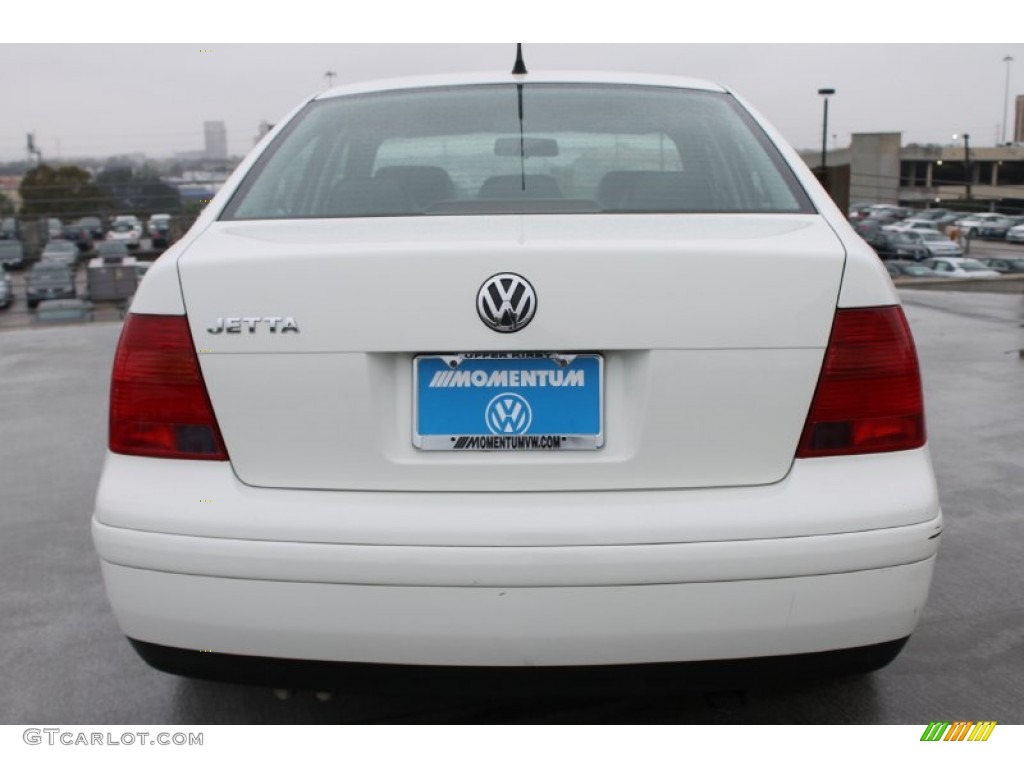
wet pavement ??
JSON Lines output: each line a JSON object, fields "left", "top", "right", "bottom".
{"left": 0, "top": 290, "right": 1021, "bottom": 724}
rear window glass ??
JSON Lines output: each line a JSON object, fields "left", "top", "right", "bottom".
{"left": 222, "top": 84, "right": 813, "bottom": 220}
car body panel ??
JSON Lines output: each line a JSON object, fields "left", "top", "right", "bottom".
{"left": 95, "top": 448, "right": 940, "bottom": 546}
{"left": 179, "top": 215, "right": 844, "bottom": 491}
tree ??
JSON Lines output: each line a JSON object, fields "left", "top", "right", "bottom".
{"left": 19, "top": 164, "right": 111, "bottom": 219}
{"left": 0, "top": 192, "right": 15, "bottom": 215}
{"left": 96, "top": 165, "right": 182, "bottom": 215}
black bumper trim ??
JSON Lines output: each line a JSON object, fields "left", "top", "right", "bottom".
{"left": 128, "top": 637, "right": 909, "bottom": 695}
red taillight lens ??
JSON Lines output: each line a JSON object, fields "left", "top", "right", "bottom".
{"left": 110, "top": 314, "right": 228, "bottom": 460}
{"left": 797, "top": 306, "right": 925, "bottom": 458}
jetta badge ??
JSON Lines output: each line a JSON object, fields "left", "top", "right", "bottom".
{"left": 206, "top": 316, "right": 299, "bottom": 334}
{"left": 477, "top": 273, "right": 536, "bottom": 333}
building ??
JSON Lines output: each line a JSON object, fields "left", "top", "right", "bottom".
{"left": 1016, "top": 94, "right": 1024, "bottom": 144}
{"left": 801, "top": 131, "right": 1024, "bottom": 212}
{"left": 204, "top": 121, "right": 228, "bottom": 160}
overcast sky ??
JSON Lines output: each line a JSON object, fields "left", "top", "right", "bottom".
{"left": 1, "top": 36, "right": 1020, "bottom": 163}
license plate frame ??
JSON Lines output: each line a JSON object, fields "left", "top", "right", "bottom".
{"left": 413, "top": 353, "right": 604, "bottom": 451}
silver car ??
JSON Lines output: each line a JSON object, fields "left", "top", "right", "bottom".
{"left": 921, "top": 258, "right": 1001, "bottom": 278}
{"left": 903, "top": 230, "right": 963, "bottom": 257}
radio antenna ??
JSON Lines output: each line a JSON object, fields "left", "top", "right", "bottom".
{"left": 512, "top": 43, "right": 527, "bottom": 75}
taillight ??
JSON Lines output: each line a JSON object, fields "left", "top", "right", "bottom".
{"left": 110, "top": 314, "right": 228, "bottom": 460}
{"left": 797, "top": 306, "right": 925, "bottom": 458}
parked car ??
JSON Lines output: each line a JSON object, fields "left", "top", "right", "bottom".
{"left": 931, "top": 211, "right": 971, "bottom": 232}
{"left": 77, "top": 216, "right": 106, "bottom": 240}
{"left": 975, "top": 215, "right": 1017, "bottom": 239}
{"left": 885, "top": 260, "right": 934, "bottom": 278}
{"left": 40, "top": 239, "right": 79, "bottom": 269}
{"left": 0, "top": 239, "right": 26, "bottom": 270}
{"left": 26, "top": 262, "right": 75, "bottom": 307}
{"left": 147, "top": 213, "right": 172, "bottom": 248}
{"left": 62, "top": 222, "right": 94, "bottom": 253}
{"left": 1006, "top": 224, "right": 1024, "bottom": 244}
{"left": 902, "top": 229, "right": 963, "bottom": 257}
{"left": 106, "top": 220, "right": 142, "bottom": 250}
{"left": 0, "top": 266, "right": 11, "bottom": 308}
{"left": 909, "top": 208, "right": 952, "bottom": 222}
{"left": 863, "top": 203, "right": 913, "bottom": 220}
{"left": 42, "top": 217, "right": 64, "bottom": 242}
{"left": 92, "top": 69, "right": 940, "bottom": 690}
{"left": 921, "top": 257, "right": 1001, "bottom": 278}
{"left": 979, "top": 257, "right": 1024, "bottom": 274}
{"left": 0, "top": 217, "right": 21, "bottom": 240}
{"left": 95, "top": 240, "right": 130, "bottom": 261}
{"left": 954, "top": 213, "right": 1015, "bottom": 239}
{"left": 34, "top": 298, "right": 94, "bottom": 324}
{"left": 871, "top": 231, "right": 930, "bottom": 261}
{"left": 883, "top": 219, "right": 939, "bottom": 234}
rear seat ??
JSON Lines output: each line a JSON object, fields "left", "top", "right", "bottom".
{"left": 374, "top": 166, "right": 457, "bottom": 210}
{"left": 597, "top": 171, "right": 718, "bottom": 211}
{"left": 478, "top": 174, "right": 563, "bottom": 200}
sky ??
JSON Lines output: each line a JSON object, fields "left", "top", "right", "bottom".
{"left": 1, "top": 7, "right": 1021, "bottom": 164}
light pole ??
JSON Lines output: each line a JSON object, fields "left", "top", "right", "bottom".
{"left": 1002, "top": 56, "right": 1014, "bottom": 145}
{"left": 953, "top": 133, "right": 971, "bottom": 201}
{"left": 324, "top": 70, "right": 337, "bottom": 88}
{"left": 818, "top": 88, "right": 835, "bottom": 172}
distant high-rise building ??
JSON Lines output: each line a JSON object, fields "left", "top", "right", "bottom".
{"left": 204, "top": 121, "right": 228, "bottom": 159}
{"left": 1015, "top": 95, "right": 1024, "bottom": 143}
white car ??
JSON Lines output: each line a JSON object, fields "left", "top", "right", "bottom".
{"left": 1006, "top": 224, "right": 1024, "bottom": 243}
{"left": 954, "top": 213, "right": 1014, "bottom": 238}
{"left": 107, "top": 216, "right": 143, "bottom": 250}
{"left": 92, "top": 70, "right": 941, "bottom": 690}
{"left": 903, "top": 229, "right": 963, "bottom": 258}
{"left": 921, "top": 257, "right": 1001, "bottom": 278}
{"left": 882, "top": 219, "right": 939, "bottom": 233}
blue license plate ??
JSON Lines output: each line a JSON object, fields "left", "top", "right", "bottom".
{"left": 414, "top": 354, "right": 603, "bottom": 450}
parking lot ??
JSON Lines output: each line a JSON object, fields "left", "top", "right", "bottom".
{"left": 0, "top": 239, "right": 167, "bottom": 330}
{"left": 0, "top": 284, "right": 1020, "bottom": 724}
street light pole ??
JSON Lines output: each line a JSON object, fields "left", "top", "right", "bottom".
{"left": 1003, "top": 56, "right": 1014, "bottom": 145}
{"left": 954, "top": 133, "right": 972, "bottom": 201}
{"left": 817, "top": 88, "right": 835, "bottom": 172}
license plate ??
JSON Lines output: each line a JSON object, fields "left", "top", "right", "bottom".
{"left": 414, "top": 353, "right": 604, "bottom": 451}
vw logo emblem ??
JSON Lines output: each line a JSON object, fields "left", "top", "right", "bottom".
{"left": 485, "top": 393, "right": 532, "bottom": 435}
{"left": 477, "top": 273, "right": 536, "bottom": 333}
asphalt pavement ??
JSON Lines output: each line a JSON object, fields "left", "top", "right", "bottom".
{"left": 0, "top": 290, "right": 1021, "bottom": 724}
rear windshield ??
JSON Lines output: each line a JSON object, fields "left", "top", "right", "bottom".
{"left": 222, "top": 84, "right": 813, "bottom": 220}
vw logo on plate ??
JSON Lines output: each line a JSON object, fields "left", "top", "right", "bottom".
{"left": 477, "top": 273, "right": 537, "bottom": 333}
{"left": 485, "top": 393, "right": 532, "bottom": 435}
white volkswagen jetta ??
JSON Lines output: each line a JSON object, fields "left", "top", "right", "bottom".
{"left": 92, "top": 70, "right": 941, "bottom": 690}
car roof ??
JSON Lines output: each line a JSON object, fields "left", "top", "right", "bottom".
{"left": 314, "top": 71, "right": 728, "bottom": 101}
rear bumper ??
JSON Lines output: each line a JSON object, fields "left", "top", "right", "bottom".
{"left": 96, "top": 542, "right": 938, "bottom": 667}
{"left": 93, "top": 449, "right": 941, "bottom": 668}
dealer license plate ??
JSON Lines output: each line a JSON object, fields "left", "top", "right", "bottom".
{"left": 413, "top": 353, "right": 604, "bottom": 451}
